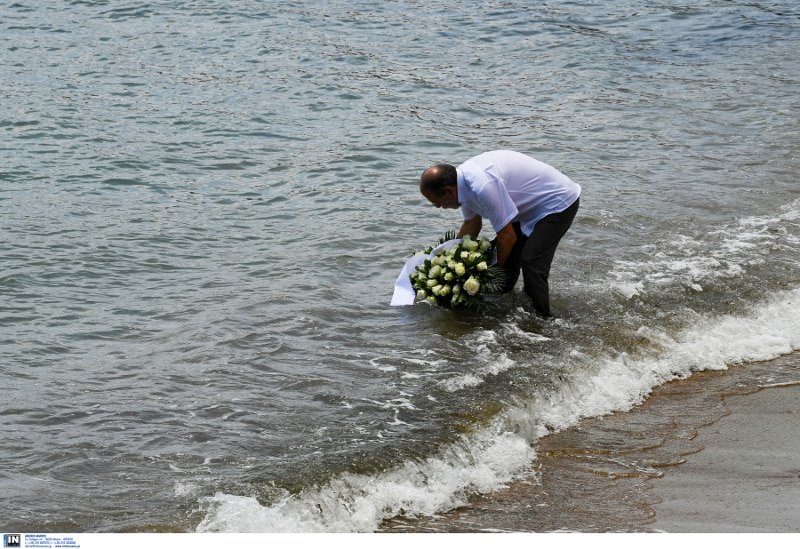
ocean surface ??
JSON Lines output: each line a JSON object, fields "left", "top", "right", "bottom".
{"left": 2, "top": 0, "right": 799, "bottom": 533}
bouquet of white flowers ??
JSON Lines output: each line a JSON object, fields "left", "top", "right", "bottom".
{"left": 406, "top": 232, "right": 508, "bottom": 310}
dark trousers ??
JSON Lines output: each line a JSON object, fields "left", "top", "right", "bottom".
{"left": 500, "top": 198, "right": 579, "bottom": 317}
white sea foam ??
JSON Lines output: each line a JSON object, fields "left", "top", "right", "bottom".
{"left": 522, "top": 288, "right": 800, "bottom": 437}
{"left": 197, "top": 429, "right": 535, "bottom": 533}
{"left": 610, "top": 200, "right": 800, "bottom": 297}
{"left": 436, "top": 328, "right": 518, "bottom": 392}
{"left": 197, "top": 288, "right": 800, "bottom": 533}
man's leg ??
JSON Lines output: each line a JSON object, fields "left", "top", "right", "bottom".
{"left": 520, "top": 199, "right": 579, "bottom": 317}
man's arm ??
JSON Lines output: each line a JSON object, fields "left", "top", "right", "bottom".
{"left": 494, "top": 222, "right": 517, "bottom": 267}
{"left": 458, "top": 216, "right": 482, "bottom": 239}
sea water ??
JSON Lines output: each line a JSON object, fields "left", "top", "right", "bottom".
{"left": 1, "top": 0, "right": 799, "bottom": 533}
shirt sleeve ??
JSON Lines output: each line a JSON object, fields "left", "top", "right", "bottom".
{"left": 476, "top": 177, "right": 518, "bottom": 232}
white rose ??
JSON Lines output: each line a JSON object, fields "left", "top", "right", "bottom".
{"left": 460, "top": 251, "right": 470, "bottom": 260}
{"left": 461, "top": 235, "right": 478, "bottom": 252}
{"left": 416, "top": 289, "right": 427, "bottom": 301}
{"left": 428, "top": 265, "right": 442, "bottom": 279}
{"left": 452, "top": 284, "right": 461, "bottom": 295}
{"left": 444, "top": 271, "right": 454, "bottom": 281}
{"left": 427, "top": 278, "right": 438, "bottom": 288}
{"left": 464, "top": 276, "right": 480, "bottom": 296}
{"left": 426, "top": 296, "right": 438, "bottom": 305}
{"left": 454, "top": 263, "right": 466, "bottom": 276}
{"left": 479, "top": 238, "right": 491, "bottom": 252}
{"left": 476, "top": 261, "right": 488, "bottom": 271}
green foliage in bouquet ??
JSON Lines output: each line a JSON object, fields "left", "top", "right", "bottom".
{"left": 409, "top": 234, "right": 508, "bottom": 310}
{"left": 417, "top": 230, "right": 458, "bottom": 256}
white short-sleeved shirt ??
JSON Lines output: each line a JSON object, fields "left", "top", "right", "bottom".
{"left": 456, "top": 150, "right": 581, "bottom": 236}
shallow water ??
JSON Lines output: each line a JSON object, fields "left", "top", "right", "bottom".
{"left": 381, "top": 355, "right": 800, "bottom": 532}
{"left": 1, "top": 0, "right": 799, "bottom": 532}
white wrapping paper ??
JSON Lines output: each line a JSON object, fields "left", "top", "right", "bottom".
{"left": 390, "top": 239, "right": 462, "bottom": 306}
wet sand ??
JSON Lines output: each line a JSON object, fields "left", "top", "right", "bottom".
{"left": 650, "top": 383, "right": 800, "bottom": 532}
{"left": 381, "top": 356, "right": 800, "bottom": 533}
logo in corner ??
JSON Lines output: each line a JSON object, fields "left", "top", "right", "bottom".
{"left": 3, "top": 535, "right": 21, "bottom": 548}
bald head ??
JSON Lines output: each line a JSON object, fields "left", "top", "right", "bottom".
{"left": 419, "top": 164, "right": 457, "bottom": 195}
{"left": 420, "top": 163, "right": 460, "bottom": 209}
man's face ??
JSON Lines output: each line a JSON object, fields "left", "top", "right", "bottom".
{"left": 422, "top": 186, "right": 459, "bottom": 209}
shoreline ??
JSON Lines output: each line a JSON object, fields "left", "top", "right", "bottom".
{"left": 381, "top": 356, "right": 800, "bottom": 533}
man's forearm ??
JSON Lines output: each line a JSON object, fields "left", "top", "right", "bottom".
{"left": 458, "top": 216, "right": 482, "bottom": 239}
{"left": 496, "top": 242, "right": 513, "bottom": 267}
{"left": 495, "top": 224, "right": 517, "bottom": 267}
